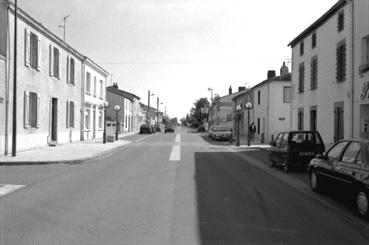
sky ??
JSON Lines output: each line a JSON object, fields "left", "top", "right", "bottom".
{"left": 19, "top": 0, "right": 338, "bottom": 119}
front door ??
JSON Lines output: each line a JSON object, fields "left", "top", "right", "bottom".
{"left": 334, "top": 103, "right": 344, "bottom": 142}
{"left": 51, "top": 98, "right": 58, "bottom": 142}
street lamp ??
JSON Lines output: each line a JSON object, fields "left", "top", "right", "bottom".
{"left": 114, "top": 105, "right": 121, "bottom": 140}
{"left": 147, "top": 90, "right": 154, "bottom": 124}
{"left": 245, "top": 102, "right": 253, "bottom": 146}
{"left": 102, "top": 101, "right": 109, "bottom": 144}
{"left": 236, "top": 105, "right": 242, "bottom": 147}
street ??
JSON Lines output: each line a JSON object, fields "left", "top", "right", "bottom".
{"left": 1, "top": 128, "right": 369, "bottom": 245}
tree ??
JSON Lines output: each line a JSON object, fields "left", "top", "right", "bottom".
{"left": 189, "top": 97, "right": 210, "bottom": 127}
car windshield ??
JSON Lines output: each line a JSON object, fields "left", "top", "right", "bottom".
{"left": 289, "top": 132, "right": 322, "bottom": 145}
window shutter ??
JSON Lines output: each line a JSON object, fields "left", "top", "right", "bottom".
{"left": 36, "top": 95, "right": 40, "bottom": 128}
{"left": 66, "top": 101, "right": 69, "bottom": 128}
{"left": 70, "top": 102, "right": 74, "bottom": 127}
{"left": 49, "top": 45, "right": 54, "bottom": 77}
{"left": 66, "top": 56, "right": 70, "bottom": 84}
{"left": 58, "top": 50, "right": 61, "bottom": 79}
{"left": 36, "top": 36, "right": 41, "bottom": 71}
{"left": 24, "top": 29, "right": 30, "bottom": 67}
{"left": 24, "top": 91, "right": 30, "bottom": 128}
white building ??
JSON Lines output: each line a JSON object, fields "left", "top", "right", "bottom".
{"left": 289, "top": 0, "right": 369, "bottom": 144}
{"left": 252, "top": 65, "right": 291, "bottom": 143}
{"left": 82, "top": 58, "right": 109, "bottom": 140}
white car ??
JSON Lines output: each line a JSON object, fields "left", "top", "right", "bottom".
{"left": 209, "top": 126, "right": 232, "bottom": 141}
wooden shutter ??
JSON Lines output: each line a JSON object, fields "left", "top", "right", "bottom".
{"left": 66, "top": 56, "right": 70, "bottom": 84}
{"left": 24, "top": 29, "right": 30, "bottom": 67}
{"left": 70, "top": 102, "right": 74, "bottom": 127}
{"left": 36, "top": 36, "right": 41, "bottom": 71}
{"left": 24, "top": 91, "right": 30, "bottom": 128}
{"left": 66, "top": 101, "right": 69, "bottom": 128}
{"left": 58, "top": 50, "right": 61, "bottom": 79}
{"left": 49, "top": 45, "right": 53, "bottom": 77}
{"left": 36, "top": 94, "right": 40, "bottom": 128}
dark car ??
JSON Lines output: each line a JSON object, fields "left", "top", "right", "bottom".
{"left": 309, "top": 139, "right": 369, "bottom": 219}
{"left": 208, "top": 126, "right": 232, "bottom": 141}
{"left": 165, "top": 127, "right": 174, "bottom": 133}
{"left": 139, "top": 124, "right": 153, "bottom": 134}
{"left": 269, "top": 131, "right": 325, "bottom": 172}
{"left": 155, "top": 125, "right": 161, "bottom": 133}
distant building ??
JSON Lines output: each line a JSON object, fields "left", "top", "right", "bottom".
{"left": 82, "top": 58, "right": 109, "bottom": 141}
{"left": 289, "top": 0, "right": 369, "bottom": 144}
{"left": 106, "top": 84, "right": 141, "bottom": 134}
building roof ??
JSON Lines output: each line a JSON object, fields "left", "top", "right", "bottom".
{"left": 252, "top": 73, "right": 291, "bottom": 90}
{"left": 288, "top": 0, "right": 346, "bottom": 47}
{"left": 107, "top": 86, "right": 140, "bottom": 101}
{"left": 232, "top": 89, "right": 250, "bottom": 101}
{"left": 83, "top": 57, "right": 109, "bottom": 77}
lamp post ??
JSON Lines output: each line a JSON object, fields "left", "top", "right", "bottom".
{"left": 245, "top": 102, "right": 253, "bottom": 146}
{"left": 102, "top": 101, "right": 109, "bottom": 144}
{"left": 114, "top": 105, "right": 121, "bottom": 140}
{"left": 235, "top": 105, "right": 242, "bottom": 147}
{"left": 147, "top": 90, "right": 154, "bottom": 124}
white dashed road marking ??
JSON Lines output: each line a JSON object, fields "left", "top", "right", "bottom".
{"left": 0, "top": 184, "right": 26, "bottom": 197}
{"left": 170, "top": 134, "right": 181, "bottom": 161}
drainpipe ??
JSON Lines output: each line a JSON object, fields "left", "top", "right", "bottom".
{"left": 81, "top": 58, "right": 86, "bottom": 141}
{"left": 349, "top": 0, "right": 355, "bottom": 138}
{"left": 4, "top": 3, "right": 10, "bottom": 155}
{"left": 267, "top": 81, "right": 270, "bottom": 142}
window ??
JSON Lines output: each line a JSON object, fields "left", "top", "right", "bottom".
{"left": 100, "top": 80, "right": 103, "bottom": 98}
{"left": 310, "top": 107, "right": 317, "bottom": 131}
{"left": 93, "top": 76, "right": 97, "bottom": 97}
{"left": 280, "top": 133, "right": 289, "bottom": 147}
{"left": 257, "top": 118, "right": 260, "bottom": 134}
{"left": 338, "top": 11, "right": 344, "bottom": 32}
{"left": 24, "top": 29, "right": 40, "bottom": 70}
{"left": 300, "top": 41, "right": 304, "bottom": 56}
{"left": 312, "top": 33, "right": 316, "bottom": 49}
{"left": 98, "top": 110, "right": 103, "bottom": 129}
{"left": 86, "top": 72, "right": 91, "bottom": 94}
{"left": 283, "top": 86, "right": 291, "bottom": 103}
{"left": 311, "top": 56, "right": 318, "bottom": 90}
{"left": 67, "top": 56, "right": 75, "bottom": 84}
{"left": 360, "top": 35, "right": 369, "bottom": 74}
{"left": 85, "top": 108, "right": 91, "bottom": 130}
{"left": 66, "top": 101, "right": 74, "bottom": 128}
{"left": 327, "top": 141, "right": 348, "bottom": 159}
{"left": 258, "top": 91, "right": 260, "bottom": 105}
{"left": 24, "top": 91, "right": 40, "bottom": 128}
{"left": 341, "top": 142, "right": 361, "bottom": 164}
{"left": 336, "top": 42, "right": 346, "bottom": 83}
{"left": 299, "top": 63, "right": 305, "bottom": 93}
{"left": 298, "top": 108, "right": 304, "bottom": 130}
{"left": 275, "top": 133, "right": 283, "bottom": 146}
{"left": 53, "top": 47, "right": 60, "bottom": 78}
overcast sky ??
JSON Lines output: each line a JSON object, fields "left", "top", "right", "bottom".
{"left": 20, "top": 0, "right": 338, "bottom": 119}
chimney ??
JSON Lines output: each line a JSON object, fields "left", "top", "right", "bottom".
{"left": 229, "top": 85, "right": 232, "bottom": 95}
{"left": 113, "top": 83, "right": 118, "bottom": 88}
{"left": 238, "top": 86, "right": 246, "bottom": 92}
{"left": 267, "top": 70, "right": 276, "bottom": 79}
{"left": 280, "top": 61, "right": 289, "bottom": 79}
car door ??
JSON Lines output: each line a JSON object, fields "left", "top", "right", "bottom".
{"left": 334, "top": 141, "right": 361, "bottom": 187}
{"left": 270, "top": 133, "right": 284, "bottom": 163}
{"left": 316, "top": 141, "right": 349, "bottom": 181}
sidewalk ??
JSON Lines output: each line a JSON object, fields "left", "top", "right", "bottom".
{"left": 0, "top": 133, "right": 136, "bottom": 165}
{"left": 229, "top": 135, "right": 271, "bottom": 150}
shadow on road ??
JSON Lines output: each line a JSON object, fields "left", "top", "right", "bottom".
{"left": 199, "top": 134, "right": 233, "bottom": 146}
{"left": 194, "top": 150, "right": 366, "bottom": 244}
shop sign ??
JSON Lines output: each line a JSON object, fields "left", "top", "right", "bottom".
{"left": 361, "top": 81, "right": 369, "bottom": 100}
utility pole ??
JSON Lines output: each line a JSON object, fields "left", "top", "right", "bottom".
{"left": 58, "top": 15, "right": 69, "bottom": 42}
{"left": 12, "top": 0, "right": 18, "bottom": 156}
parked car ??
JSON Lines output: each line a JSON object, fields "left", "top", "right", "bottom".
{"left": 309, "top": 139, "right": 369, "bottom": 219}
{"left": 155, "top": 125, "right": 161, "bottom": 133}
{"left": 139, "top": 124, "right": 153, "bottom": 134}
{"left": 269, "top": 130, "right": 325, "bottom": 172}
{"left": 208, "top": 126, "right": 232, "bottom": 141}
{"left": 197, "top": 125, "right": 205, "bottom": 132}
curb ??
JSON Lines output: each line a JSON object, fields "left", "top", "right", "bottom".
{"left": 0, "top": 141, "right": 131, "bottom": 166}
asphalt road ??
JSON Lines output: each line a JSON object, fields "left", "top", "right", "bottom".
{"left": 1, "top": 128, "right": 369, "bottom": 245}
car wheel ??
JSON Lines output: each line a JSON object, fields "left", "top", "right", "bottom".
{"left": 282, "top": 159, "right": 289, "bottom": 172}
{"left": 356, "top": 189, "right": 369, "bottom": 219}
{"left": 310, "top": 170, "right": 323, "bottom": 193}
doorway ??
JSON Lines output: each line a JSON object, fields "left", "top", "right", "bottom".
{"left": 51, "top": 98, "right": 58, "bottom": 142}
{"left": 334, "top": 102, "right": 344, "bottom": 142}
{"left": 93, "top": 109, "right": 96, "bottom": 138}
